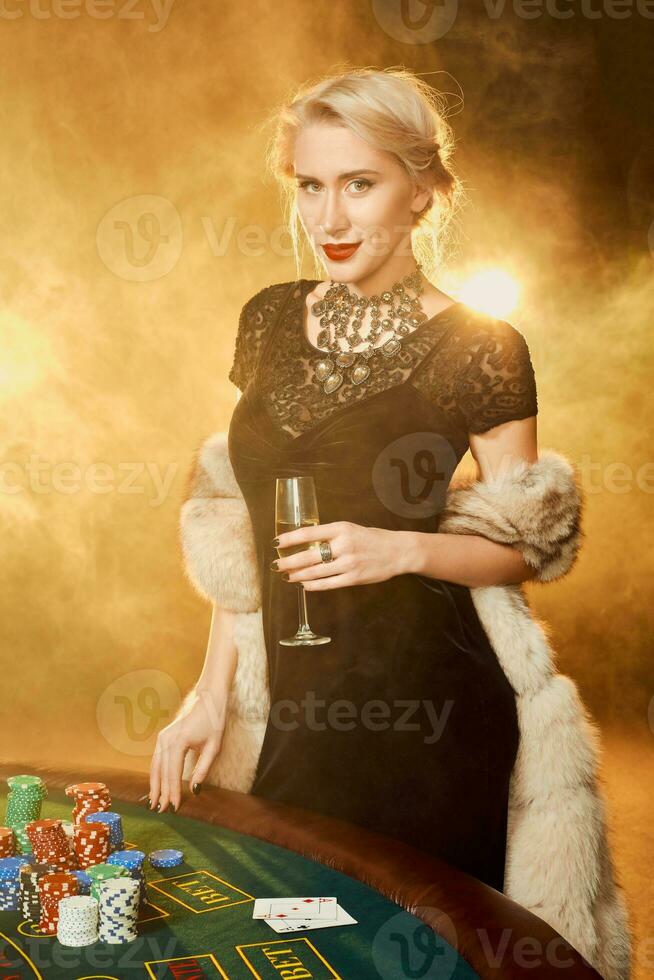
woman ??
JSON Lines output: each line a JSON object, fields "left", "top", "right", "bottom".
{"left": 149, "top": 67, "right": 540, "bottom": 894}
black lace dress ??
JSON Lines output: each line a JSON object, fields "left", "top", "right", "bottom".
{"left": 227, "top": 278, "right": 538, "bottom": 892}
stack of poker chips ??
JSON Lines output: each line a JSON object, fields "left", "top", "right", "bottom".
{"left": 19, "top": 862, "right": 55, "bottom": 923}
{"left": 84, "top": 811, "right": 123, "bottom": 853}
{"left": 86, "top": 862, "right": 131, "bottom": 902}
{"left": 72, "top": 821, "right": 111, "bottom": 869}
{"left": 26, "top": 819, "right": 78, "bottom": 871}
{"left": 0, "top": 856, "right": 27, "bottom": 911}
{"left": 98, "top": 877, "right": 140, "bottom": 944}
{"left": 108, "top": 850, "right": 147, "bottom": 908}
{"left": 0, "top": 827, "right": 17, "bottom": 856}
{"left": 4, "top": 775, "right": 47, "bottom": 853}
{"left": 65, "top": 782, "right": 112, "bottom": 825}
{"left": 37, "top": 870, "right": 79, "bottom": 934}
{"left": 57, "top": 895, "right": 99, "bottom": 947}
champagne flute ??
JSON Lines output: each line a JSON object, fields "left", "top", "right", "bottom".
{"left": 275, "top": 475, "right": 331, "bottom": 646}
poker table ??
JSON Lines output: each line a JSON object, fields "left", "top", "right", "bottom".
{"left": 0, "top": 763, "right": 601, "bottom": 980}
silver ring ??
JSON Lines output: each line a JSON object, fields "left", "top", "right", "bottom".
{"left": 318, "top": 540, "right": 334, "bottom": 563}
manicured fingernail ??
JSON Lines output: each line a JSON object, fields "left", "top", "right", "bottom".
{"left": 168, "top": 803, "right": 176, "bottom": 812}
{"left": 192, "top": 782, "right": 202, "bottom": 795}
{"left": 145, "top": 797, "right": 151, "bottom": 808}
{"left": 270, "top": 559, "right": 279, "bottom": 571}
{"left": 155, "top": 802, "right": 161, "bottom": 812}
{"left": 272, "top": 537, "right": 280, "bottom": 547}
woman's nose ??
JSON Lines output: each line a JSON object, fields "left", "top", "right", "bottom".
{"left": 318, "top": 195, "right": 349, "bottom": 238}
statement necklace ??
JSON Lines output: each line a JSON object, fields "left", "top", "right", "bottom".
{"left": 308, "top": 263, "right": 429, "bottom": 395}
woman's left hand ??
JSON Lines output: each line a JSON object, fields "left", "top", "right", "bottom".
{"left": 270, "top": 522, "right": 410, "bottom": 590}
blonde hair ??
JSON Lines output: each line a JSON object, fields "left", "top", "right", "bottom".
{"left": 263, "top": 64, "right": 465, "bottom": 280}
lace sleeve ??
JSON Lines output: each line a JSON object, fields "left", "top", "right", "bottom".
{"left": 228, "top": 286, "right": 272, "bottom": 393}
{"left": 456, "top": 318, "right": 538, "bottom": 434}
{"left": 229, "top": 281, "right": 297, "bottom": 391}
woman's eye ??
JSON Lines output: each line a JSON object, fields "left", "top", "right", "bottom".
{"left": 298, "top": 180, "right": 320, "bottom": 192}
{"left": 349, "top": 179, "right": 373, "bottom": 192}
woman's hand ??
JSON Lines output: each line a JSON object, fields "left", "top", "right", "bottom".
{"left": 148, "top": 687, "right": 227, "bottom": 813}
{"left": 270, "top": 522, "right": 410, "bottom": 590}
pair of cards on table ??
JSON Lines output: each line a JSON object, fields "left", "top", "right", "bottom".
{"left": 253, "top": 896, "right": 356, "bottom": 933}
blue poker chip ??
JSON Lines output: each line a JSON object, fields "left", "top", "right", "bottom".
{"left": 0, "top": 857, "right": 28, "bottom": 881}
{"left": 108, "top": 849, "right": 145, "bottom": 870}
{"left": 148, "top": 849, "right": 183, "bottom": 869}
{"left": 71, "top": 870, "right": 93, "bottom": 893}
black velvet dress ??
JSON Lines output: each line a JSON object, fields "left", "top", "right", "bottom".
{"left": 227, "top": 278, "right": 538, "bottom": 892}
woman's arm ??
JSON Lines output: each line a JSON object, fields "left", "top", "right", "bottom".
{"left": 196, "top": 603, "right": 239, "bottom": 697}
{"left": 149, "top": 603, "right": 238, "bottom": 812}
{"left": 398, "top": 530, "right": 539, "bottom": 587}
{"left": 398, "top": 416, "right": 539, "bottom": 588}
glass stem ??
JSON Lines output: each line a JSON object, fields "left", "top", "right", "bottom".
{"left": 297, "top": 584, "right": 311, "bottom": 633}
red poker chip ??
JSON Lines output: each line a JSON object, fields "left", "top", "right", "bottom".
{"left": 65, "top": 782, "right": 109, "bottom": 795}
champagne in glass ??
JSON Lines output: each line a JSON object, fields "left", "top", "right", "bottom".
{"left": 275, "top": 476, "right": 331, "bottom": 646}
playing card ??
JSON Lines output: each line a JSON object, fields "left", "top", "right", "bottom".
{"left": 264, "top": 903, "right": 357, "bottom": 933}
{"left": 253, "top": 897, "right": 337, "bottom": 920}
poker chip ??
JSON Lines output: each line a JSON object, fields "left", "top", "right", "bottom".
{"left": 26, "top": 819, "right": 77, "bottom": 871}
{"left": 19, "top": 862, "right": 55, "bottom": 923}
{"left": 86, "top": 862, "right": 130, "bottom": 902}
{"left": 65, "top": 782, "right": 112, "bottom": 827}
{"left": 0, "top": 857, "right": 30, "bottom": 912}
{"left": 0, "top": 827, "right": 17, "bottom": 857}
{"left": 108, "top": 850, "right": 147, "bottom": 908}
{"left": 84, "top": 811, "right": 124, "bottom": 852}
{"left": 72, "top": 821, "right": 111, "bottom": 869}
{"left": 97, "top": 877, "right": 139, "bottom": 944}
{"left": 70, "top": 869, "right": 92, "bottom": 895}
{"left": 57, "top": 894, "right": 99, "bottom": 947}
{"left": 148, "top": 848, "right": 184, "bottom": 869}
{"left": 4, "top": 775, "right": 47, "bottom": 854}
{"left": 37, "top": 870, "right": 79, "bottom": 934}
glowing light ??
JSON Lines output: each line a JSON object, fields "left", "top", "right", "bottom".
{"left": 458, "top": 269, "right": 521, "bottom": 318}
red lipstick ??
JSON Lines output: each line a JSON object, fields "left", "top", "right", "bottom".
{"left": 322, "top": 241, "right": 361, "bottom": 262}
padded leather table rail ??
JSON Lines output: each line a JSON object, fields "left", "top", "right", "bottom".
{"left": 0, "top": 761, "right": 601, "bottom": 979}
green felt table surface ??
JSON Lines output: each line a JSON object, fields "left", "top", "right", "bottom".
{"left": 0, "top": 785, "right": 480, "bottom": 979}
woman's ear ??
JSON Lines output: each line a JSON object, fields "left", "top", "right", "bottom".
{"left": 411, "top": 182, "right": 433, "bottom": 218}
